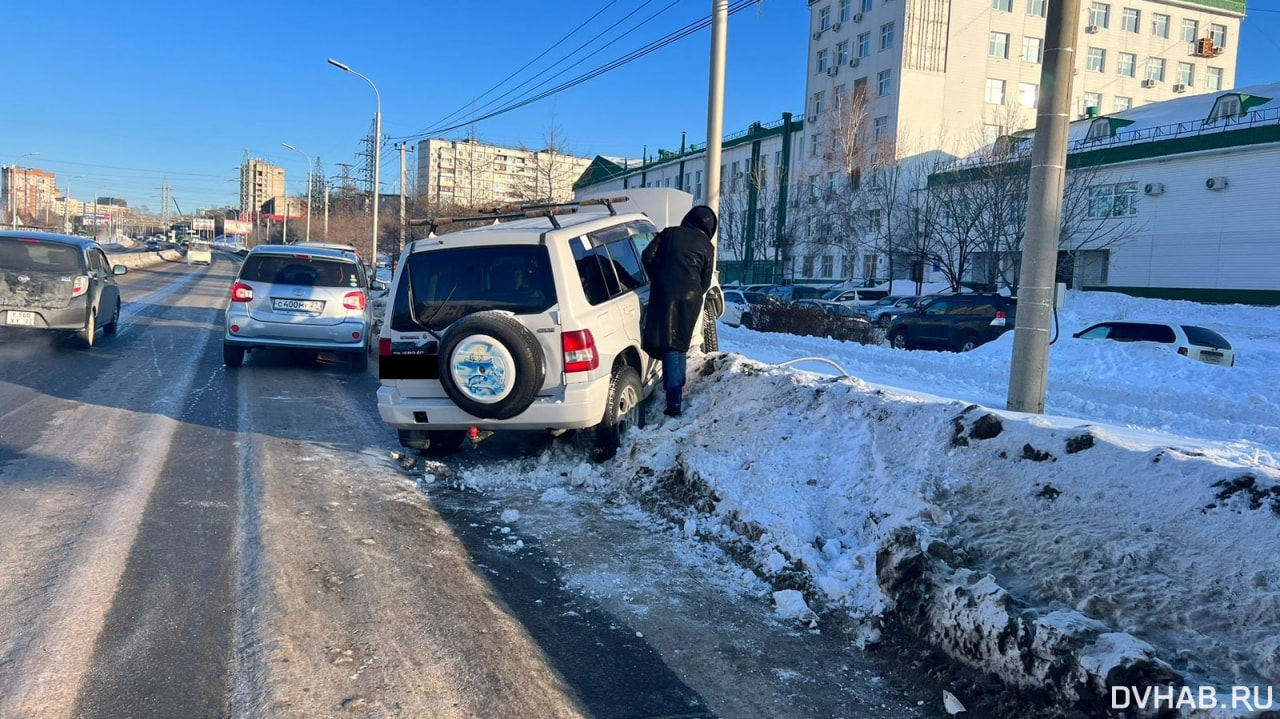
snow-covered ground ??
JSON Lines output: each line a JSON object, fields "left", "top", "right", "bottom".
{"left": 435, "top": 289, "right": 1279, "bottom": 717}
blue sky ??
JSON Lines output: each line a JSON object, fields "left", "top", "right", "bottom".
{"left": 3, "top": 1, "right": 1277, "bottom": 216}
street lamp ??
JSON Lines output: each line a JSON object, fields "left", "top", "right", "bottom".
{"left": 9, "top": 151, "right": 40, "bottom": 229}
{"left": 328, "top": 57, "right": 382, "bottom": 267}
{"left": 281, "top": 142, "right": 313, "bottom": 241}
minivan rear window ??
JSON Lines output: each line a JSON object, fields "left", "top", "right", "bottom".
{"left": 239, "top": 255, "right": 361, "bottom": 288}
{"left": 390, "top": 245, "right": 555, "bottom": 332}
{"left": 1181, "top": 325, "right": 1232, "bottom": 349}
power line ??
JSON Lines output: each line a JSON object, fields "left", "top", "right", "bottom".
{"left": 393, "top": 0, "right": 757, "bottom": 143}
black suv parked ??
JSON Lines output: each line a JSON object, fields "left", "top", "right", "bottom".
{"left": 887, "top": 293, "right": 1016, "bottom": 352}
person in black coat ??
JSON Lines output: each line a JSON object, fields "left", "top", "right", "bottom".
{"left": 641, "top": 205, "right": 717, "bottom": 417}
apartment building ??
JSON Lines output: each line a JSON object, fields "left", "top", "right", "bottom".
{"left": 2, "top": 166, "right": 58, "bottom": 225}
{"left": 416, "top": 137, "right": 592, "bottom": 209}
{"left": 239, "top": 158, "right": 285, "bottom": 216}
{"left": 805, "top": 0, "right": 1243, "bottom": 155}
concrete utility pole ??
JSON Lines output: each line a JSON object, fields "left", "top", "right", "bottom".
{"left": 697, "top": 0, "right": 728, "bottom": 353}
{"left": 1007, "top": 0, "right": 1082, "bottom": 414}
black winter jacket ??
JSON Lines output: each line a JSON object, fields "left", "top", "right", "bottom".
{"left": 641, "top": 206, "right": 716, "bottom": 355}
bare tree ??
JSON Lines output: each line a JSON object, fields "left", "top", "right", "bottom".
{"left": 513, "top": 119, "right": 582, "bottom": 205}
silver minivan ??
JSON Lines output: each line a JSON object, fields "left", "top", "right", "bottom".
{"left": 223, "top": 245, "right": 377, "bottom": 371}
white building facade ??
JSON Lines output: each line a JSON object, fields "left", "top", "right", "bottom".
{"left": 416, "top": 138, "right": 592, "bottom": 209}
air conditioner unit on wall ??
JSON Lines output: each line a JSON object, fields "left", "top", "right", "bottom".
{"left": 1205, "top": 176, "right": 1228, "bottom": 191}
{"left": 1141, "top": 79, "right": 1157, "bottom": 88}
{"left": 827, "top": 65, "right": 839, "bottom": 76}
{"left": 1085, "top": 24, "right": 1099, "bottom": 33}
{"left": 813, "top": 30, "right": 823, "bottom": 40}
{"left": 833, "top": 22, "right": 841, "bottom": 31}
{"left": 1143, "top": 182, "right": 1164, "bottom": 196}
{"left": 1173, "top": 83, "right": 1187, "bottom": 93}
{"left": 849, "top": 57, "right": 860, "bottom": 67}
{"left": 853, "top": 12, "right": 863, "bottom": 22}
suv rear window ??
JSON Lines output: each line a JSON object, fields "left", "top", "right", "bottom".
{"left": 239, "top": 255, "right": 361, "bottom": 288}
{"left": 0, "top": 238, "right": 83, "bottom": 272}
{"left": 390, "top": 245, "right": 555, "bottom": 332}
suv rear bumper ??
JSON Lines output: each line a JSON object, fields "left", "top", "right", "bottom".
{"left": 376, "top": 380, "right": 612, "bottom": 431}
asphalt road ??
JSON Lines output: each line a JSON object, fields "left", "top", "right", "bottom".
{"left": 0, "top": 251, "right": 995, "bottom": 719}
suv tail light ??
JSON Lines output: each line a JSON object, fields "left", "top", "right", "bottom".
{"left": 343, "top": 291, "right": 367, "bottom": 310}
{"left": 379, "top": 337, "right": 392, "bottom": 357}
{"left": 231, "top": 282, "right": 254, "bottom": 302}
{"left": 991, "top": 310, "right": 1007, "bottom": 326}
{"left": 562, "top": 330, "right": 599, "bottom": 372}
{"left": 71, "top": 275, "right": 89, "bottom": 297}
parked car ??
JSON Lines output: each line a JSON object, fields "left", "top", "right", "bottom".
{"left": 376, "top": 189, "right": 696, "bottom": 458}
{"left": 860, "top": 295, "right": 922, "bottom": 327}
{"left": 1072, "top": 321, "right": 1236, "bottom": 366}
{"left": 887, "top": 293, "right": 1017, "bottom": 352}
{"left": 721, "top": 289, "right": 782, "bottom": 328}
{"left": 822, "top": 288, "right": 889, "bottom": 306}
{"left": 764, "top": 284, "right": 828, "bottom": 304}
{"left": 795, "top": 299, "right": 877, "bottom": 331}
{"left": 0, "top": 230, "right": 128, "bottom": 347}
{"left": 223, "top": 244, "right": 378, "bottom": 371}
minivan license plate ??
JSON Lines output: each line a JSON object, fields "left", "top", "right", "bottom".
{"left": 272, "top": 298, "right": 324, "bottom": 312}
{"left": 6, "top": 310, "right": 35, "bottom": 326}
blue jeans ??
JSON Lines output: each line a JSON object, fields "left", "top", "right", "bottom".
{"left": 661, "top": 350, "right": 687, "bottom": 410}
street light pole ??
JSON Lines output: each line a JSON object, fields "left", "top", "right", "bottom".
{"left": 281, "top": 142, "right": 313, "bottom": 241}
{"left": 328, "top": 58, "right": 381, "bottom": 266}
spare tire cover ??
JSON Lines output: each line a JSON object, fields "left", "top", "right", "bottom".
{"left": 438, "top": 311, "right": 545, "bottom": 420}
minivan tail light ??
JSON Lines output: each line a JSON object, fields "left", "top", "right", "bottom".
{"left": 562, "top": 330, "right": 599, "bottom": 372}
{"left": 343, "top": 291, "right": 367, "bottom": 310}
{"left": 991, "top": 310, "right": 1007, "bottom": 326}
{"left": 231, "top": 282, "right": 254, "bottom": 302}
{"left": 71, "top": 276, "right": 90, "bottom": 297}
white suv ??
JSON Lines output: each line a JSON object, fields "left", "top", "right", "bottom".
{"left": 376, "top": 189, "right": 696, "bottom": 458}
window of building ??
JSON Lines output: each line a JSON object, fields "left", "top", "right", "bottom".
{"left": 1204, "top": 93, "right": 1271, "bottom": 124}
{"left": 880, "top": 22, "right": 895, "bottom": 50}
{"left": 1022, "top": 37, "right": 1043, "bottom": 63}
{"left": 840, "top": 0, "right": 852, "bottom": 22}
{"left": 985, "top": 78, "right": 1006, "bottom": 104}
{"left": 818, "top": 49, "right": 830, "bottom": 73}
{"left": 833, "top": 83, "right": 846, "bottom": 107}
{"left": 1114, "top": 96, "right": 1132, "bottom": 111}
{"left": 853, "top": 76, "right": 868, "bottom": 98}
{"left": 862, "top": 254, "right": 878, "bottom": 282}
{"left": 1210, "top": 24, "right": 1227, "bottom": 49}
{"left": 811, "top": 133, "right": 823, "bottom": 156}
{"left": 1083, "top": 92, "right": 1102, "bottom": 115}
{"left": 1117, "top": 52, "right": 1136, "bottom": 77}
{"left": 982, "top": 124, "right": 1002, "bottom": 145}
{"left": 695, "top": 170, "right": 703, "bottom": 199}
{"left": 1181, "top": 18, "right": 1198, "bottom": 43}
{"left": 1152, "top": 13, "right": 1170, "bottom": 38}
{"left": 802, "top": 255, "right": 815, "bottom": 277}
{"left": 814, "top": 90, "right": 826, "bottom": 115}
{"left": 1026, "top": 0, "right": 1046, "bottom": 17}
{"left": 1019, "top": 82, "right": 1038, "bottom": 108}
{"left": 867, "top": 209, "right": 882, "bottom": 232}
{"left": 873, "top": 115, "right": 889, "bottom": 140}
{"left": 820, "top": 6, "right": 832, "bottom": 30}
{"left": 877, "top": 69, "right": 892, "bottom": 95}
{"left": 992, "top": 0, "right": 1012, "bottom": 11}
{"left": 1088, "top": 2, "right": 1110, "bottom": 28}
{"left": 1177, "top": 62, "right": 1194, "bottom": 86}
{"left": 1087, "top": 47, "right": 1106, "bottom": 72}
{"left": 821, "top": 255, "right": 835, "bottom": 278}
{"left": 857, "top": 32, "right": 871, "bottom": 57}
{"left": 837, "top": 40, "right": 850, "bottom": 65}
{"left": 1147, "top": 58, "right": 1165, "bottom": 82}
{"left": 1207, "top": 66, "right": 1223, "bottom": 91}
{"left": 1121, "top": 8, "right": 1139, "bottom": 33}
{"left": 861, "top": 0, "right": 872, "bottom": 12}
{"left": 1087, "top": 182, "right": 1138, "bottom": 218}
{"left": 989, "top": 32, "right": 1010, "bottom": 58}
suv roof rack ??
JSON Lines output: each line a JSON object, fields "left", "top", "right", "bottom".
{"left": 409, "top": 196, "right": 630, "bottom": 235}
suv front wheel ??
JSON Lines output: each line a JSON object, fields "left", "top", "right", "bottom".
{"left": 594, "top": 365, "right": 642, "bottom": 461}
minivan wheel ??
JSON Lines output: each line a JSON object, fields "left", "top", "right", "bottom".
{"left": 438, "top": 311, "right": 545, "bottom": 420}
{"left": 594, "top": 365, "right": 642, "bottom": 461}
{"left": 223, "top": 343, "right": 246, "bottom": 367}
{"left": 79, "top": 310, "right": 96, "bottom": 348}
{"left": 103, "top": 299, "right": 121, "bottom": 335}
{"left": 889, "top": 328, "right": 908, "bottom": 350}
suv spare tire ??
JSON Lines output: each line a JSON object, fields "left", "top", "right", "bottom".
{"left": 437, "top": 311, "right": 545, "bottom": 420}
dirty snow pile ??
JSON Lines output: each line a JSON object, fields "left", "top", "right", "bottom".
{"left": 445, "top": 289, "right": 1279, "bottom": 717}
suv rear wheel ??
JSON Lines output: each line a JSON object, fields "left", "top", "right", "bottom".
{"left": 594, "top": 365, "right": 641, "bottom": 461}
{"left": 438, "top": 311, "right": 545, "bottom": 420}
{"left": 957, "top": 332, "right": 980, "bottom": 352}
{"left": 890, "top": 328, "right": 909, "bottom": 350}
